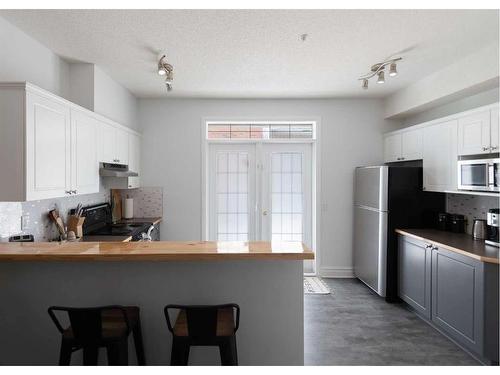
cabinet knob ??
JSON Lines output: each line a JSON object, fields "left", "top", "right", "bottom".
{"left": 483, "top": 146, "right": 490, "bottom": 151}
{"left": 432, "top": 246, "right": 438, "bottom": 251}
{"left": 424, "top": 243, "right": 433, "bottom": 249}
{"left": 491, "top": 146, "right": 498, "bottom": 151}
{"left": 65, "top": 190, "right": 71, "bottom": 195}
{"left": 71, "top": 190, "right": 77, "bottom": 194}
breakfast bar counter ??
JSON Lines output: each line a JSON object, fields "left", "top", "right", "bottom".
{"left": 0, "top": 240, "right": 314, "bottom": 261}
{"left": 0, "top": 241, "right": 312, "bottom": 365}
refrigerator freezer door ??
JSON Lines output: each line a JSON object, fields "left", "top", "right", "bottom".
{"left": 353, "top": 206, "right": 388, "bottom": 296}
{"left": 354, "top": 166, "right": 388, "bottom": 211}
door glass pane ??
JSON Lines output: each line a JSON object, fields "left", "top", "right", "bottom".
{"left": 216, "top": 151, "right": 249, "bottom": 241}
{"left": 270, "top": 152, "right": 303, "bottom": 242}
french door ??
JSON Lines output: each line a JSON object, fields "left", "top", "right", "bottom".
{"left": 208, "top": 142, "right": 313, "bottom": 271}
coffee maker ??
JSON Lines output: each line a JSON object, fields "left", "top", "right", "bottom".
{"left": 486, "top": 208, "right": 499, "bottom": 247}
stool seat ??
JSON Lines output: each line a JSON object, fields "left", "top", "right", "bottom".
{"left": 48, "top": 305, "right": 145, "bottom": 365}
{"left": 173, "top": 307, "right": 235, "bottom": 337}
{"left": 165, "top": 303, "right": 240, "bottom": 366}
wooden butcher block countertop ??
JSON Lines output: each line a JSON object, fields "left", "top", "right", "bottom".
{"left": 396, "top": 228, "right": 499, "bottom": 265}
{"left": 0, "top": 241, "right": 314, "bottom": 262}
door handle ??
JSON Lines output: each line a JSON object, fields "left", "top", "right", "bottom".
{"left": 262, "top": 210, "right": 268, "bottom": 216}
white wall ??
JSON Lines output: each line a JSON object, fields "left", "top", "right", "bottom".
{"left": 68, "top": 62, "right": 95, "bottom": 111}
{"left": 0, "top": 16, "right": 138, "bottom": 131}
{"left": 0, "top": 16, "right": 69, "bottom": 99}
{"left": 385, "top": 43, "right": 499, "bottom": 119}
{"left": 139, "top": 98, "right": 398, "bottom": 276}
{"left": 395, "top": 87, "right": 499, "bottom": 129}
{"left": 93, "top": 66, "right": 139, "bottom": 130}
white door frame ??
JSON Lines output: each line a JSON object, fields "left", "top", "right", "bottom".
{"left": 200, "top": 117, "right": 322, "bottom": 275}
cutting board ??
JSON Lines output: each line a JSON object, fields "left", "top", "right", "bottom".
{"left": 111, "top": 189, "right": 122, "bottom": 222}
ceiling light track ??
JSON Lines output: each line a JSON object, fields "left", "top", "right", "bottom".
{"left": 358, "top": 57, "right": 401, "bottom": 90}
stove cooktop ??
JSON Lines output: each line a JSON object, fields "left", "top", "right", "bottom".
{"left": 87, "top": 223, "right": 151, "bottom": 237}
{"left": 81, "top": 203, "right": 153, "bottom": 240}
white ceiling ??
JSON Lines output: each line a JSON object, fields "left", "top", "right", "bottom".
{"left": 1, "top": 9, "right": 498, "bottom": 99}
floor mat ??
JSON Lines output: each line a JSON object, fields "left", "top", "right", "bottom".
{"left": 304, "top": 276, "right": 331, "bottom": 294}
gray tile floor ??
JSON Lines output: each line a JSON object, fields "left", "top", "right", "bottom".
{"left": 304, "top": 278, "right": 480, "bottom": 365}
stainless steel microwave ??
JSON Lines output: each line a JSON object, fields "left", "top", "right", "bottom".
{"left": 457, "top": 158, "right": 499, "bottom": 192}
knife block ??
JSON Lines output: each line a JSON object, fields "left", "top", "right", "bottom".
{"left": 67, "top": 215, "right": 85, "bottom": 238}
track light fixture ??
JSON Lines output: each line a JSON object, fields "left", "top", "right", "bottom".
{"left": 157, "top": 54, "right": 174, "bottom": 92}
{"left": 358, "top": 57, "right": 401, "bottom": 89}
{"left": 377, "top": 70, "right": 385, "bottom": 84}
{"left": 389, "top": 63, "right": 398, "bottom": 77}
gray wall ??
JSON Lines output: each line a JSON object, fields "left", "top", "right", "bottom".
{"left": 138, "top": 98, "right": 398, "bottom": 277}
{"left": 0, "top": 16, "right": 139, "bottom": 131}
{"left": 0, "top": 16, "right": 69, "bottom": 99}
{"left": 93, "top": 66, "right": 139, "bottom": 131}
{"left": 395, "top": 87, "right": 499, "bottom": 129}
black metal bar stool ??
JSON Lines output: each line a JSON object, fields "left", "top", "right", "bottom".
{"left": 48, "top": 305, "right": 146, "bottom": 365}
{"left": 164, "top": 304, "right": 240, "bottom": 366}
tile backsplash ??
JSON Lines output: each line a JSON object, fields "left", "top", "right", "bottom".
{"left": 0, "top": 191, "right": 109, "bottom": 241}
{"left": 118, "top": 187, "right": 163, "bottom": 218}
{"left": 446, "top": 194, "right": 499, "bottom": 234}
{"left": 0, "top": 187, "right": 163, "bottom": 242}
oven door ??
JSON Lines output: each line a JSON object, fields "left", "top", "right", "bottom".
{"left": 458, "top": 160, "right": 490, "bottom": 191}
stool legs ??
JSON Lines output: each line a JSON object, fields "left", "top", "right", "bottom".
{"left": 83, "top": 345, "right": 99, "bottom": 365}
{"left": 132, "top": 319, "right": 146, "bottom": 365}
{"left": 107, "top": 340, "right": 129, "bottom": 365}
{"left": 58, "top": 339, "right": 72, "bottom": 365}
{"left": 219, "top": 336, "right": 238, "bottom": 366}
{"left": 170, "top": 337, "right": 190, "bottom": 365}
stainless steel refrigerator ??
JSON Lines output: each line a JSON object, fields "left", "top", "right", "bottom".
{"left": 353, "top": 164, "right": 444, "bottom": 300}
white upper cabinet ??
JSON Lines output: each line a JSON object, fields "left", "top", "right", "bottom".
{"left": 491, "top": 107, "right": 499, "bottom": 152}
{"left": 457, "top": 110, "right": 491, "bottom": 155}
{"left": 115, "top": 128, "right": 129, "bottom": 165}
{"left": 422, "top": 120, "right": 458, "bottom": 192}
{"left": 127, "top": 133, "right": 141, "bottom": 189}
{"left": 25, "top": 91, "right": 71, "bottom": 200}
{"left": 401, "top": 128, "right": 423, "bottom": 161}
{"left": 98, "top": 121, "right": 129, "bottom": 165}
{"left": 383, "top": 128, "right": 423, "bottom": 163}
{"left": 0, "top": 82, "right": 141, "bottom": 201}
{"left": 384, "top": 133, "right": 402, "bottom": 162}
{"left": 100, "top": 121, "right": 117, "bottom": 163}
{"left": 70, "top": 109, "right": 100, "bottom": 195}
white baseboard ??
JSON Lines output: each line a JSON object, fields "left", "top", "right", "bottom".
{"left": 319, "top": 266, "right": 355, "bottom": 278}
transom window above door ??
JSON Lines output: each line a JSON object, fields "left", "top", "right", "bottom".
{"left": 207, "top": 122, "right": 315, "bottom": 140}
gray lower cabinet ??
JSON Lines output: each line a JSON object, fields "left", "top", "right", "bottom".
{"left": 398, "top": 236, "right": 431, "bottom": 318}
{"left": 398, "top": 235, "right": 499, "bottom": 364}
{"left": 431, "top": 246, "right": 498, "bottom": 363}
{"left": 431, "top": 247, "right": 484, "bottom": 356}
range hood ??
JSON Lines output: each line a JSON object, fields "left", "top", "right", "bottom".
{"left": 99, "top": 163, "right": 139, "bottom": 178}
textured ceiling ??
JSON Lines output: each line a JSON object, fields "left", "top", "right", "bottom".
{"left": 1, "top": 9, "right": 498, "bottom": 98}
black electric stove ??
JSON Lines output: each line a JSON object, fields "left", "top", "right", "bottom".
{"left": 81, "top": 203, "right": 153, "bottom": 241}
